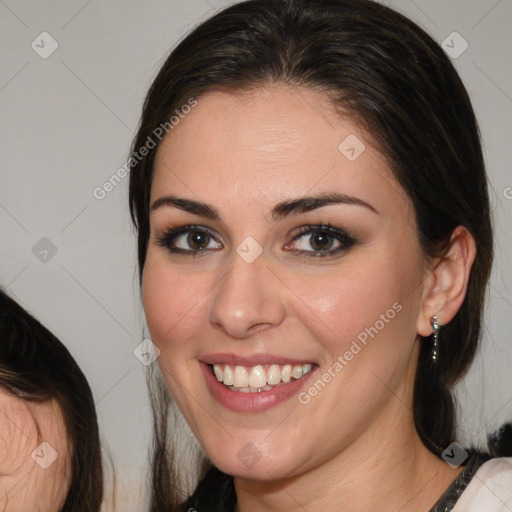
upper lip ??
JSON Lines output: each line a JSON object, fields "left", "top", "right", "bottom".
{"left": 201, "top": 353, "right": 316, "bottom": 366}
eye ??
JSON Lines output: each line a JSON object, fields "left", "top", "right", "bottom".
{"left": 156, "top": 225, "right": 222, "bottom": 255}
{"left": 284, "top": 223, "right": 355, "bottom": 258}
{"left": 156, "top": 222, "right": 355, "bottom": 258}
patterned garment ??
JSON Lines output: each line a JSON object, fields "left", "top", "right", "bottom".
{"left": 429, "top": 451, "right": 491, "bottom": 511}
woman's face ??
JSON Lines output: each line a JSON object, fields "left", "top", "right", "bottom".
{"left": 143, "top": 86, "right": 429, "bottom": 479}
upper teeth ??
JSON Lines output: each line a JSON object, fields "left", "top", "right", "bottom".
{"left": 213, "top": 363, "right": 313, "bottom": 388}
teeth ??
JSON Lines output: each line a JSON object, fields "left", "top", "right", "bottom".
{"left": 248, "top": 365, "right": 266, "bottom": 388}
{"left": 291, "top": 365, "right": 303, "bottom": 379}
{"left": 213, "top": 365, "right": 223, "bottom": 381}
{"left": 281, "top": 364, "right": 292, "bottom": 383}
{"left": 267, "top": 364, "right": 281, "bottom": 385}
{"left": 233, "top": 366, "right": 249, "bottom": 388}
{"left": 223, "top": 365, "right": 234, "bottom": 386}
{"left": 211, "top": 362, "right": 314, "bottom": 390}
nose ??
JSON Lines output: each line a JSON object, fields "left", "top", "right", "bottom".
{"left": 208, "top": 251, "right": 286, "bottom": 339}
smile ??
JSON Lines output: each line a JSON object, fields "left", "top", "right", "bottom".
{"left": 211, "top": 363, "right": 314, "bottom": 393}
{"left": 201, "top": 358, "right": 318, "bottom": 412}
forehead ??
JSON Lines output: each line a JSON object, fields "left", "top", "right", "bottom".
{"left": 152, "top": 85, "right": 410, "bottom": 218}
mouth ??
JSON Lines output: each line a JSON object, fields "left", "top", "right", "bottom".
{"left": 200, "top": 357, "right": 318, "bottom": 412}
{"left": 209, "top": 363, "right": 314, "bottom": 393}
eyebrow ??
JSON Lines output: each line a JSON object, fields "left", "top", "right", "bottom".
{"left": 150, "top": 191, "right": 379, "bottom": 220}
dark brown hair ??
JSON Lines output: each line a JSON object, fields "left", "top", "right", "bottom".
{"left": 128, "top": 0, "right": 494, "bottom": 509}
{"left": 0, "top": 290, "right": 104, "bottom": 511}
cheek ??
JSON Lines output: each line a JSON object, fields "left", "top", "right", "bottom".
{"left": 284, "top": 253, "right": 424, "bottom": 409}
{"left": 282, "top": 263, "right": 420, "bottom": 439}
{"left": 288, "top": 257, "right": 407, "bottom": 352}
{"left": 141, "top": 252, "right": 218, "bottom": 386}
{"left": 143, "top": 255, "right": 203, "bottom": 345}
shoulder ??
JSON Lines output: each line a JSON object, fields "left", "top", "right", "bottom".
{"left": 452, "top": 457, "right": 512, "bottom": 511}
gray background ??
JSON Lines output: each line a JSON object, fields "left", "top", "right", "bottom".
{"left": 0, "top": 0, "right": 511, "bottom": 509}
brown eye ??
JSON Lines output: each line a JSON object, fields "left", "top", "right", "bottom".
{"left": 156, "top": 225, "right": 222, "bottom": 254}
{"left": 187, "top": 231, "right": 211, "bottom": 250}
{"left": 284, "top": 223, "right": 356, "bottom": 258}
{"left": 309, "top": 232, "right": 335, "bottom": 251}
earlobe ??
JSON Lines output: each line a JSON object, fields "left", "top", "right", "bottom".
{"left": 417, "top": 225, "right": 477, "bottom": 337}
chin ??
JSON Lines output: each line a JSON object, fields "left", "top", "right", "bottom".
{"left": 204, "top": 440, "right": 308, "bottom": 481}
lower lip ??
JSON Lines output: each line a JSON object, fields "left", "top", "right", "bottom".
{"left": 200, "top": 362, "right": 316, "bottom": 413}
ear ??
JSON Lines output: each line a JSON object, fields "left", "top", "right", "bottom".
{"left": 416, "top": 226, "right": 477, "bottom": 337}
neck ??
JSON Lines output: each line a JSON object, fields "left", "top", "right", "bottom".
{"left": 233, "top": 388, "right": 462, "bottom": 512}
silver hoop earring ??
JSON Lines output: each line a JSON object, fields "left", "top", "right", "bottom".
{"left": 430, "top": 315, "right": 439, "bottom": 363}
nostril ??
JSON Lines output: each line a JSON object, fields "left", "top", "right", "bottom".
{"left": 249, "top": 322, "right": 271, "bottom": 334}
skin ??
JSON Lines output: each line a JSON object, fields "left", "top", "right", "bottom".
{"left": 142, "top": 85, "right": 476, "bottom": 512}
{"left": 0, "top": 387, "right": 71, "bottom": 511}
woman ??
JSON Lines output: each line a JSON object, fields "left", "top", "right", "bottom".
{"left": 0, "top": 290, "right": 103, "bottom": 511}
{"left": 128, "top": 0, "right": 512, "bottom": 510}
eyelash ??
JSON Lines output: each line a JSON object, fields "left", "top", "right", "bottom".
{"left": 155, "top": 222, "right": 356, "bottom": 259}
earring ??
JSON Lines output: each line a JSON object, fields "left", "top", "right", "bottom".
{"left": 430, "top": 315, "right": 439, "bottom": 363}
